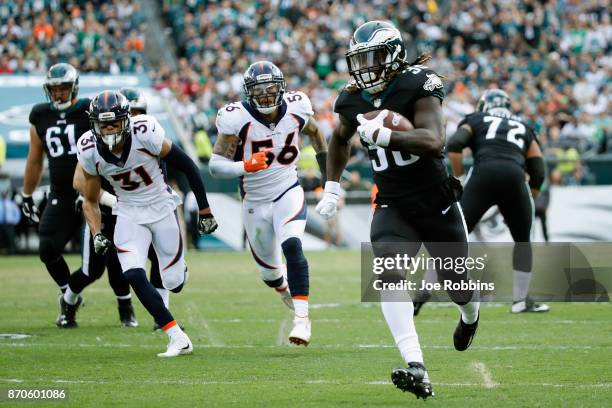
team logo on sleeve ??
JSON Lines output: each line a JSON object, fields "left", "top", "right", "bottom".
{"left": 423, "top": 73, "right": 443, "bottom": 91}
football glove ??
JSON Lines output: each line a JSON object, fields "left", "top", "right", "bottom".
{"left": 244, "top": 151, "right": 269, "bottom": 173}
{"left": 198, "top": 213, "right": 218, "bottom": 235}
{"left": 356, "top": 110, "right": 391, "bottom": 147}
{"left": 93, "top": 233, "right": 112, "bottom": 255}
{"left": 315, "top": 181, "right": 341, "bottom": 220}
{"left": 21, "top": 193, "right": 40, "bottom": 224}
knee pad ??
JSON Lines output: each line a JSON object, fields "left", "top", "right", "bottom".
{"left": 39, "top": 235, "right": 61, "bottom": 264}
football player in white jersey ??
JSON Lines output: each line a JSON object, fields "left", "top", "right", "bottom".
{"left": 77, "top": 90, "right": 218, "bottom": 357}
{"left": 209, "top": 61, "right": 327, "bottom": 346}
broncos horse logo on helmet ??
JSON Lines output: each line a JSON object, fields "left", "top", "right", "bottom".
{"left": 89, "top": 90, "right": 131, "bottom": 150}
{"left": 44, "top": 63, "right": 79, "bottom": 111}
{"left": 243, "top": 61, "right": 286, "bottom": 115}
{"left": 346, "top": 20, "right": 407, "bottom": 94}
{"left": 477, "top": 89, "right": 512, "bottom": 113}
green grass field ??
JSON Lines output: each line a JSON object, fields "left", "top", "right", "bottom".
{"left": 1, "top": 251, "right": 610, "bottom": 407}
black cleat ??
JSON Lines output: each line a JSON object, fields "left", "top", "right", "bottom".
{"left": 57, "top": 295, "right": 83, "bottom": 328}
{"left": 413, "top": 291, "right": 431, "bottom": 316}
{"left": 392, "top": 363, "right": 434, "bottom": 400}
{"left": 453, "top": 312, "right": 479, "bottom": 351}
{"left": 118, "top": 303, "right": 139, "bottom": 328}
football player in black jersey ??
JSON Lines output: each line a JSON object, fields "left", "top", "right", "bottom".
{"left": 21, "top": 63, "right": 136, "bottom": 328}
{"left": 316, "top": 21, "right": 481, "bottom": 399}
{"left": 447, "top": 89, "right": 549, "bottom": 313}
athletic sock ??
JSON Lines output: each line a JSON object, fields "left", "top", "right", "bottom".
{"left": 163, "top": 320, "right": 183, "bottom": 338}
{"left": 513, "top": 270, "right": 531, "bottom": 302}
{"left": 63, "top": 286, "right": 80, "bottom": 306}
{"left": 293, "top": 296, "right": 308, "bottom": 318}
{"left": 458, "top": 300, "right": 480, "bottom": 324}
{"left": 117, "top": 295, "right": 132, "bottom": 307}
{"left": 381, "top": 300, "right": 424, "bottom": 364}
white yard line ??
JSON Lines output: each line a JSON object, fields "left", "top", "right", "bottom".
{"left": 470, "top": 362, "right": 499, "bottom": 388}
{"left": 0, "top": 378, "right": 609, "bottom": 388}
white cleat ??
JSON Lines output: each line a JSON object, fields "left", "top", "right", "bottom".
{"left": 157, "top": 332, "right": 193, "bottom": 358}
{"left": 278, "top": 289, "right": 294, "bottom": 310}
{"left": 511, "top": 298, "right": 550, "bottom": 313}
{"left": 288, "top": 317, "right": 311, "bottom": 346}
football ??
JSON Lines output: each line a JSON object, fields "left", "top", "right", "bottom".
{"left": 362, "top": 109, "right": 414, "bottom": 132}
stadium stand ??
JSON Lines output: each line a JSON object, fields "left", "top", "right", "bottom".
{"left": 155, "top": 0, "right": 610, "bottom": 187}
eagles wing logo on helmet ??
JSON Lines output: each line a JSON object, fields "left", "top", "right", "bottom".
{"left": 423, "top": 73, "right": 443, "bottom": 92}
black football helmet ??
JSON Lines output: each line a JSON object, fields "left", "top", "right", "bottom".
{"left": 44, "top": 63, "right": 79, "bottom": 111}
{"left": 477, "top": 89, "right": 512, "bottom": 112}
{"left": 119, "top": 87, "right": 147, "bottom": 115}
{"left": 346, "top": 21, "right": 407, "bottom": 94}
{"left": 243, "top": 61, "right": 286, "bottom": 114}
{"left": 89, "top": 90, "right": 131, "bottom": 149}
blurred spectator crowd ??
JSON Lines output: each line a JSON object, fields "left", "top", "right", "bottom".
{"left": 0, "top": 0, "right": 147, "bottom": 74}
{"left": 154, "top": 0, "right": 610, "bottom": 186}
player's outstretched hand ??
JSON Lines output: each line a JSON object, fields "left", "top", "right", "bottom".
{"left": 21, "top": 193, "right": 40, "bottom": 224}
{"left": 243, "top": 151, "right": 269, "bottom": 173}
{"left": 93, "top": 233, "right": 112, "bottom": 255}
{"left": 315, "top": 181, "right": 341, "bottom": 220}
{"left": 198, "top": 212, "right": 218, "bottom": 235}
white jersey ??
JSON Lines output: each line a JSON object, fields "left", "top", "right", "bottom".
{"left": 77, "top": 114, "right": 181, "bottom": 224}
{"left": 216, "top": 91, "right": 314, "bottom": 202}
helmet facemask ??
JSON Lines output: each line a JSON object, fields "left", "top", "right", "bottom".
{"left": 92, "top": 113, "right": 130, "bottom": 150}
{"left": 44, "top": 82, "right": 76, "bottom": 111}
{"left": 245, "top": 77, "right": 286, "bottom": 114}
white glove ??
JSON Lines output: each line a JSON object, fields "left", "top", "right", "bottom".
{"left": 315, "top": 181, "right": 341, "bottom": 220}
{"left": 93, "top": 233, "right": 112, "bottom": 255}
{"left": 356, "top": 109, "right": 391, "bottom": 147}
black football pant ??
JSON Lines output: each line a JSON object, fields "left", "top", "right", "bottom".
{"left": 38, "top": 191, "right": 130, "bottom": 297}
{"left": 370, "top": 202, "right": 474, "bottom": 304}
{"left": 461, "top": 161, "right": 533, "bottom": 272}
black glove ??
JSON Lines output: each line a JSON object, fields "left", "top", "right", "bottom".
{"left": 93, "top": 233, "right": 112, "bottom": 255}
{"left": 198, "top": 213, "right": 218, "bottom": 235}
{"left": 21, "top": 194, "right": 40, "bottom": 224}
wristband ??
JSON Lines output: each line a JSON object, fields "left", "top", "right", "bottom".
{"left": 100, "top": 191, "right": 118, "bottom": 207}
{"left": 324, "top": 181, "right": 341, "bottom": 195}
{"left": 375, "top": 127, "right": 392, "bottom": 147}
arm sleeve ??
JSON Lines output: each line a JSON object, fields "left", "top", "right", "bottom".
{"left": 209, "top": 153, "right": 246, "bottom": 179}
{"left": 447, "top": 126, "right": 472, "bottom": 153}
{"left": 526, "top": 156, "right": 545, "bottom": 190}
{"left": 164, "top": 143, "right": 210, "bottom": 210}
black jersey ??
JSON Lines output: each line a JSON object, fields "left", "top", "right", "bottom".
{"left": 334, "top": 65, "right": 450, "bottom": 205}
{"left": 29, "top": 98, "right": 91, "bottom": 194}
{"left": 458, "top": 110, "right": 537, "bottom": 168}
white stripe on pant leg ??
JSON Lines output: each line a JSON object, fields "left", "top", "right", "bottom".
{"left": 464, "top": 166, "right": 474, "bottom": 185}
{"left": 456, "top": 203, "right": 470, "bottom": 242}
{"left": 82, "top": 223, "right": 91, "bottom": 277}
{"left": 525, "top": 182, "right": 535, "bottom": 240}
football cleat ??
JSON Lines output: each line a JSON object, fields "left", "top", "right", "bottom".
{"left": 57, "top": 295, "right": 83, "bottom": 329}
{"left": 288, "top": 316, "right": 311, "bottom": 346}
{"left": 511, "top": 297, "right": 550, "bottom": 313}
{"left": 391, "top": 363, "right": 434, "bottom": 400}
{"left": 118, "top": 303, "right": 139, "bottom": 328}
{"left": 157, "top": 332, "right": 193, "bottom": 358}
{"left": 453, "top": 312, "right": 479, "bottom": 351}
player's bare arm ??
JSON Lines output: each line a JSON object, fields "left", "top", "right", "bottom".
{"left": 387, "top": 96, "right": 446, "bottom": 156}
{"left": 212, "top": 133, "right": 240, "bottom": 159}
{"left": 302, "top": 117, "right": 328, "bottom": 180}
{"left": 447, "top": 124, "right": 474, "bottom": 178}
{"left": 73, "top": 164, "right": 117, "bottom": 208}
{"left": 23, "top": 125, "right": 44, "bottom": 195}
{"left": 327, "top": 114, "right": 356, "bottom": 182}
{"left": 81, "top": 169, "right": 103, "bottom": 235}
{"left": 525, "top": 139, "right": 545, "bottom": 199}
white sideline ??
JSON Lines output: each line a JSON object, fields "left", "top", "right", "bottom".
{"left": 470, "top": 362, "right": 499, "bottom": 389}
{"left": 1, "top": 378, "right": 610, "bottom": 388}
{"left": 0, "top": 342, "right": 607, "bottom": 351}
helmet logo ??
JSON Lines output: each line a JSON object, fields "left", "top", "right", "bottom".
{"left": 256, "top": 74, "right": 273, "bottom": 81}
{"left": 392, "top": 113, "right": 401, "bottom": 126}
